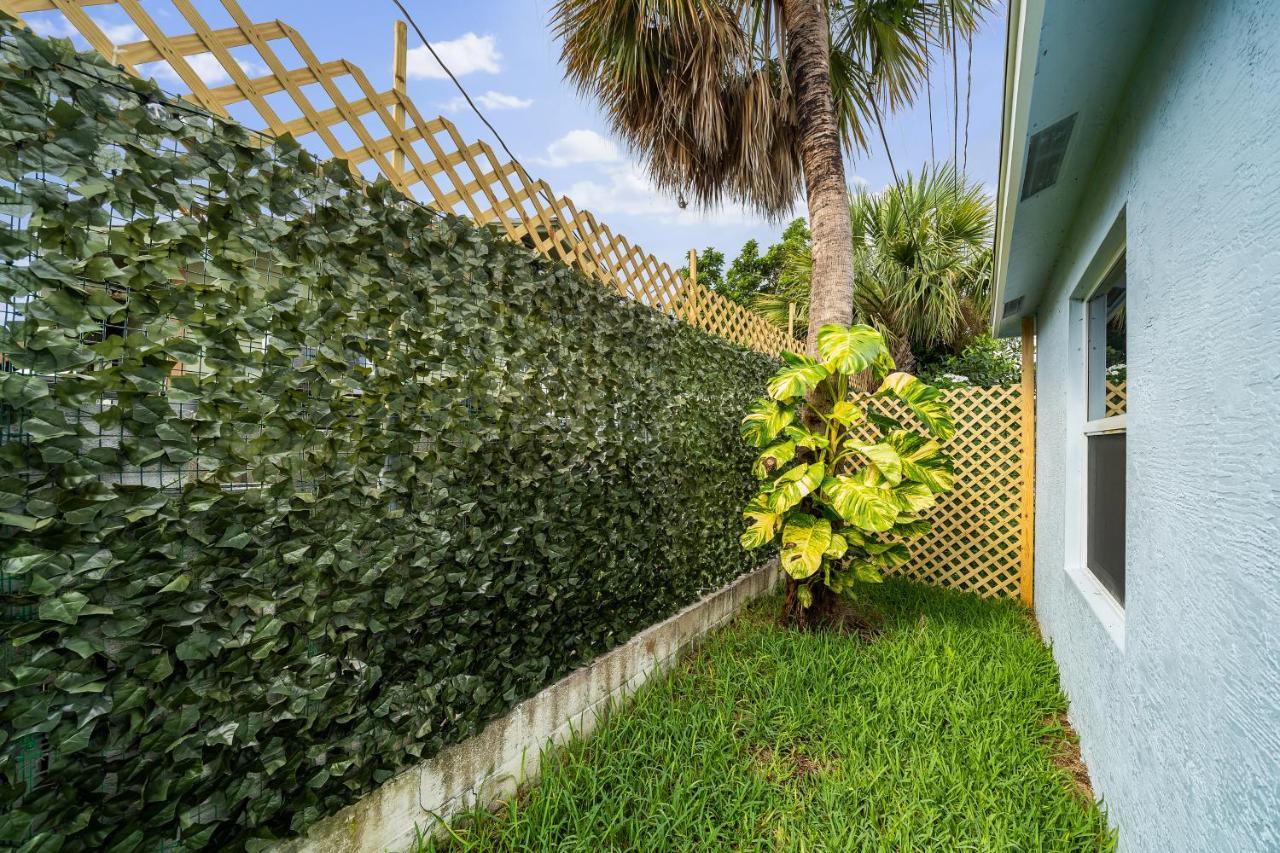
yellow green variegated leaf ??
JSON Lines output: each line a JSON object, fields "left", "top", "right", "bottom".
{"left": 767, "top": 353, "right": 830, "bottom": 401}
{"left": 865, "top": 541, "right": 911, "bottom": 567}
{"left": 768, "top": 462, "right": 826, "bottom": 513}
{"left": 739, "top": 494, "right": 781, "bottom": 550}
{"left": 797, "top": 583, "right": 814, "bottom": 608}
{"left": 892, "top": 518, "right": 933, "bottom": 538}
{"left": 884, "top": 430, "right": 955, "bottom": 493}
{"left": 891, "top": 481, "right": 936, "bottom": 513}
{"left": 850, "top": 559, "right": 885, "bottom": 583}
{"left": 829, "top": 399, "right": 863, "bottom": 427}
{"left": 740, "top": 398, "right": 796, "bottom": 448}
{"left": 823, "top": 532, "right": 848, "bottom": 560}
{"left": 816, "top": 324, "right": 892, "bottom": 375}
{"left": 784, "top": 424, "right": 829, "bottom": 450}
{"left": 875, "top": 372, "right": 956, "bottom": 440}
{"left": 753, "top": 439, "right": 796, "bottom": 479}
{"left": 820, "top": 476, "right": 900, "bottom": 532}
{"left": 850, "top": 442, "right": 903, "bottom": 485}
{"left": 780, "top": 513, "right": 831, "bottom": 579}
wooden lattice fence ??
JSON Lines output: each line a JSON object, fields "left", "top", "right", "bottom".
{"left": 853, "top": 385, "right": 1029, "bottom": 599}
{"left": 0, "top": 0, "right": 789, "bottom": 356}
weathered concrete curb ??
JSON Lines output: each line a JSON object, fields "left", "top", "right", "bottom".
{"left": 275, "top": 560, "right": 780, "bottom": 853}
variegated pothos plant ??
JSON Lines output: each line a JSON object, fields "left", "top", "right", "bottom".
{"left": 740, "top": 324, "right": 956, "bottom": 608}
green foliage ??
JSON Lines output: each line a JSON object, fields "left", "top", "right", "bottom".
{"left": 739, "top": 324, "right": 953, "bottom": 603}
{"left": 918, "top": 334, "right": 1022, "bottom": 388}
{"left": 0, "top": 24, "right": 774, "bottom": 850}
{"left": 675, "top": 246, "right": 724, "bottom": 293}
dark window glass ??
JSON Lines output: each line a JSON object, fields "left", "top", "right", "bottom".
{"left": 1087, "top": 431, "right": 1126, "bottom": 603}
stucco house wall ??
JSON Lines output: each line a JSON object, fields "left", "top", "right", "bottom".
{"left": 1030, "top": 1, "right": 1280, "bottom": 850}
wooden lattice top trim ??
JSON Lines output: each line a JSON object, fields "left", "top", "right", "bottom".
{"left": 2, "top": 0, "right": 790, "bottom": 356}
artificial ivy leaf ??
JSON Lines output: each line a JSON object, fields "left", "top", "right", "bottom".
{"left": 767, "top": 462, "right": 825, "bottom": 513}
{"left": 740, "top": 494, "right": 781, "bottom": 550}
{"left": 779, "top": 513, "right": 831, "bottom": 579}
{"left": 816, "top": 324, "right": 891, "bottom": 374}
{"left": 766, "top": 353, "right": 830, "bottom": 402}
{"left": 875, "top": 373, "right": 956, "bottom": 440}
{"left": 38, "top": 591, "right": 89, "bottom": 624}
{"left": 740, "top": 398, "right": 796, "bottom": 448}
{"left": 820, "top": 476, "right": 899, "bottom": 532}
{"left": 850, "top": 442, "right": 903, "bottom": 485}
{"left": 752, "top": 439, "right": 796, "bottom": 479}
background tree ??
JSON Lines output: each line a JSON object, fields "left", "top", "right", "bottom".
{"left": 552, "top": 0, "right": 991, "bottom": 357}
{"left": 754, "top": 164, "right": 994, "bottom": 371}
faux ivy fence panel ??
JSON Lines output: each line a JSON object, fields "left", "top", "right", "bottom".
{"left": 0, "top": 25, "right": 774, "bottom": 850}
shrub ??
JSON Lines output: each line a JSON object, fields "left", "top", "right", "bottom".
{"left": 918, "top": 334, "right": 1021, "bottom": 388}
{"left": 738, "top": 325, "right": 955, "bottom": 619}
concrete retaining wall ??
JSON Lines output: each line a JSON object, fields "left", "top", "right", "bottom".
{"left": 276, "top": 561, "right": 780, "bottom": 853}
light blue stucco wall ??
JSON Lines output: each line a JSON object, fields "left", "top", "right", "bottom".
{"left": 1030, "top": 1, "right": 1280, "bottom": 851}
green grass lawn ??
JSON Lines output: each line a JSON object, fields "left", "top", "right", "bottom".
{"left": 420, "top": 579, "right": 1113, "bottom": 852}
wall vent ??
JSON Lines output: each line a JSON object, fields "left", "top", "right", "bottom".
{"left": 1020, "top": 113, "right": 1077, "bottom": 200}
{"left": 1002, "top": 296, "right": 1024, "bottom": 318}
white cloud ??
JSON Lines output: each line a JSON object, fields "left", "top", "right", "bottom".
{"left": 28, "top": 15, "right": 142, "bottom": 46}
{"left": 564, "top": 163, "right": 775, "bottom": 228}
{"left": 138, "top": 53, "right": 269, "bottom": 87}
{"left": 441, "top": 90, "right": 532, "bottom": 113}
{"left": 406, "top": 33, "right": 500, "bottom": 80}
{"left": 536, "top": 130, "right": 621, "bottom": 168}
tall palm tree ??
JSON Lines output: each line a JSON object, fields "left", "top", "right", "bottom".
{"left": 551, "top": 0, "right": 990, "bottom": 356}
{"left": 753, "top": 164, "right": 993, "bottom": 369}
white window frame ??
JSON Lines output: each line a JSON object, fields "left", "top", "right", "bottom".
{"left": 1064, "top": 218, "right": 1127, "bottom": 649}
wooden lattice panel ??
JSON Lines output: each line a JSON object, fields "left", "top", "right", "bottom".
{"left": 1, "top": 0, "right": 788, "bottom": 356}
{"left": 1105, "top": 380, "right": 1127, "bottom": 418}
{"left": 853, "top": 385, "right": 1026, "bottom": 599}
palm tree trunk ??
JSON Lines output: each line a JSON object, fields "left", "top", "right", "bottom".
{"left": 782, "top": 0, "right": 855, "bottom": 357}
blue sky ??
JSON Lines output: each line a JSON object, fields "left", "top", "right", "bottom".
{"left": 25, "top": 0, "right": 1008, "bottom": 269}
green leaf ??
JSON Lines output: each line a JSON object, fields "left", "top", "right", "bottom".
{"left": 891, "top": 481, "right": 937, "bottom": 513}
{"left": 892, "top": 518, "right": 933, "bottom": 538}
{"left": 796, "top": 583, "right": 814, "bottom": 608}
{"left": 766, "top": 353, "right": 830, "bottom": 401}
{"left": 816, "top": 324, "right": 891, "bottom": 375}
{"left": 39, "top": 591, "right": 89, "bottom": 625}
{"left": 820, "top": 476, "right": 900, "bottom": 532}
{"left": 850, "top": 442, "right": 903, "bottom": 485}
{"left": 767, "top": 462, "right": 825, "bottom": 513}
{"left": 829, "top": 400, "right": 863, "bottom": 427}
{"left": 850, "top": 559, "right": 885, "bottom": 583}
{"left": 740, "top": 494, "right": 781, "bottom": 550}
{"left": 865, "top": 541, "right": 911, "bottom": 568}
{"left": 783, "top": 424, "right": 828, "bottom": 450}
{"left": 741, "top": 398, "right": 796, "bottom": 448}
{"left": 752, "top": 440, "right": 796, "bottom": 479}
{"left": 823, "top": 532, "right": 848, "bottom": 560}
{"left": 779, "top": 513, "right": 831, "bottom": 579}
{"left": 875, "top": 373, "right": 956, "bottom": 440}
{"left": 884, "top": 431, "right": 955, "bottom": 493}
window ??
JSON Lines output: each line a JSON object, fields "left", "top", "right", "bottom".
{"left": 1083, "top": 256, "right": 1126, "bottom": 604}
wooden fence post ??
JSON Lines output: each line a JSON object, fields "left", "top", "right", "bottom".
{"left": 1018, "top": 316, "right": 1037, "bottom": 606}
{"left": 391, "top": 20, "right": 408, "bottom": 178}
